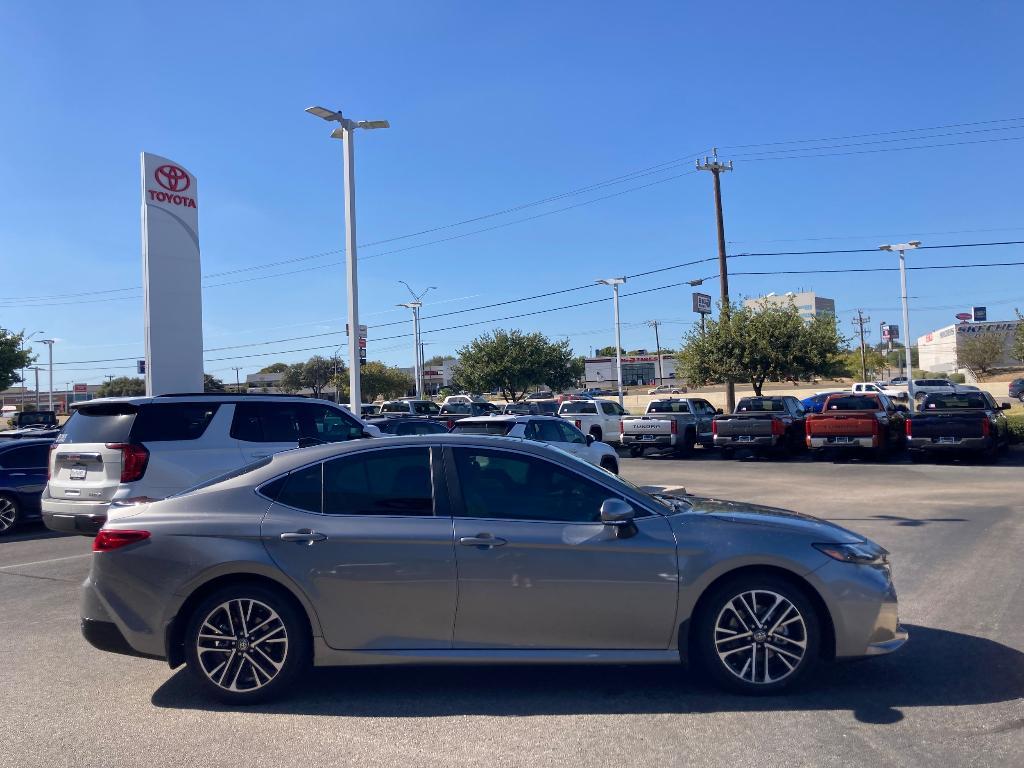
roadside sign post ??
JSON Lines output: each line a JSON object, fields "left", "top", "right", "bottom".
{"left": 693, "top": 292, "right": 712, "bottom": 336}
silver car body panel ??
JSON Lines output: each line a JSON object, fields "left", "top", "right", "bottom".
{"left": 80, "top": 435, "right": 905, "bottom": 668}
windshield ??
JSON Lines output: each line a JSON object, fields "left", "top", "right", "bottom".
{"left": 736, "top": 398, "right": 784, "bottom": 412}
{"left": 923, "top": 394, "right": 989, "bottom": 409}
{"left": 825, "top": 396, "right": 879, "bottom": 411}
{"left": 648, "top": 400, "right": 689, "bottom": 414}
{"left": 559, "top": 402, "right": 597, "bottom": 414}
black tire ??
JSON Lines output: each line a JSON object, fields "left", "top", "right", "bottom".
{"left": 185, "top": 584, "right": 310, "bottom": 704}
{"left": 628, "top": 446, "right": 644, "bottom": 458}
{"left": 599, "top": 456, "right": 619, "bottom": 474}
{"left": 691, "top": 574, "right": 821, "bottom": 695}
{"left": 0, "top": 494, "right": 20, "bottom": 536}
{"left": 809, "top": 449, "right": 825, "bottom": 462}
{"left": 720, "top": 447, "right": 735, "bottom": 460}
{"left": 590, "top": 426, "right": 603, "bottom": 443}
{"left": 673, "top": 430, "right": 696, "bottom": 458}
{"left": 908, "top": 450, "right": 927, "bottom": 463}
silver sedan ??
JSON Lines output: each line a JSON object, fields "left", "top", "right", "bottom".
{"left": 80, "top": 434, "right": 906, "bottom": 703}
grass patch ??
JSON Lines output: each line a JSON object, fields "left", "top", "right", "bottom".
{"left": 1007, "top": 410, "right": 1024, "bottom": 443}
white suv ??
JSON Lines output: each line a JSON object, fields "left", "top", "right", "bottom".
{"left": 42, "top": 394, "right": 377, "bottom": 535}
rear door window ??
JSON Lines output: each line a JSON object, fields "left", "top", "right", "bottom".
{"left": 323, "top": 448, "right": 433, "bottom": 516}
{"left": 59, "top": 404, "right": 137, "bottom": 444}
{"left": 0, "top": 444, "right": 51, "bottom": 469}
{"left": 273, "top": 463, "right": 323, "bottom": 513}
{"left": 231, "top": 402, "right": 361, "bottom": 443}
{"left": 130, "top": 403, "right": 219, "bottom": 442}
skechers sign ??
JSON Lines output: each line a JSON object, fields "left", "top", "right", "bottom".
{"left": 147, "top": 164, "right": 197, "bottom": 209}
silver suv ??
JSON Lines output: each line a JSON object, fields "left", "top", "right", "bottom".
{"left": 43, "top": 394, "right": 375, "bottom": 535}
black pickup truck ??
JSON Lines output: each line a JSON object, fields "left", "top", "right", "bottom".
{"left": 712, "top": 396, "right": 807, "bottom": 458}
{"left": 906, "top": 392, "right": 1011, "bottom": 461}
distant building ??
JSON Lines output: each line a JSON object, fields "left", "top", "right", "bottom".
{"left": 917, "top": 319, "right": 1021, "bottom": 373}
{"left": 744, "top": 291, "right": 836, "bottom": 320}
{"left": 585, "top": 354, "right": 677, "bottom": 387}
{"left": 401, "top": 357, "right": 458, "bottom": 395}
{"left": 245, "top": 372, "right": 285, "bottom": 393}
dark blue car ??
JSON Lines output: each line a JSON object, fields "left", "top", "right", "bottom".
{"left": 0, "top": 438, "right": 52, "bottom": 535}
{"left": 800, "top": 391, "right": 847, "bottom": 414}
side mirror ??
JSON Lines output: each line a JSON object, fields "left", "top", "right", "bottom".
{"left": 600, "top": 498, "right": 635, "bottom": 526}
{"left": 585, "top": 434, "right": 595, "bottom": 446}
{"left": 716, "top": 408, "right": 724, "bottom": 415}
{"left": 1000, "top": 402, "right": 1013, "bottom": 411}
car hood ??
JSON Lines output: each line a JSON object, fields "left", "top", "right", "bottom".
{"left": 682, "top": 495, "right": 864, "bottom": 543}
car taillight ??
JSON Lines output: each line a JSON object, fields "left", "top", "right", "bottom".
{"left": 106, "top": 443, "right": 149, "bottom": 483}
{"left": 93, "top": 530, "right": 150, "bottom": 552}
{"left": 619, "top": 419, "right": 624, "bottom": 435}
{"left": 575, "top": 419, "right": 582, "bottom": 431}
{"left": 771, "top": 419, "right": 785, "bottom": 436}
{"left": 670, "top": 420, "right": 678, "bottom": 435}
{"left": 905, "top": 419, "right": 912, "bottom": 438}
{"left": 446, "top": 419, "right": 455, "bottom": 430}
{"left": 712, "top": 420, "right": 718, "bottom": 435}
{"left": 47, "top": 443, "right": 57, "bottom": 480}
{"left": 981, "top": 418, "right": 991, "bottom": 437}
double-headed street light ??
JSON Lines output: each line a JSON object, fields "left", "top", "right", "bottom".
{"left": 305, "top": 105, "right": 390, "bottom": 412}
{"left": 598, "top": 277, "right": 627, "bottom": 407}
{"left": 878, "top": 240, "right": 921, "bottom": 399}
{"left": 398, "top": 283, "right": 436, "bottom": 399}
{"left": 39, "top": 339, "right": 55, "bottom": 411}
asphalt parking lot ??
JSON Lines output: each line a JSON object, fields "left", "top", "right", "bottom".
{"left": 2, "top": 449, "right": 1021, "bottom": 768}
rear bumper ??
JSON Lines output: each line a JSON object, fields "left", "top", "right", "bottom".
{"left": 81, "top": 618, "right": 163, "bottom": 661}
{"left": 908, "top": 436, "right": 992, "bottom": 452}
{"left": 41, "top": 495, "right": 111, "bottom": 536}
{"left": 713, "top": 435, "right": 778, "bottom": 448}
{"left": 807, "top": 436, "right": 876, "bottom": 449}
{"left": 622, "top": 435, "right": 675, "bottom": 448}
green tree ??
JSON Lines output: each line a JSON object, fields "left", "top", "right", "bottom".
{"left": 95, "top": 376, "right": 146, "bottom": 398}
{"left": 594, "top": 346, "right": 624, "bottom": 357}
{"left": 956, "top": 333, "right": 1006, "bottom": 380}
{"left": 356, "top": 361, "right": 414, "bottom": 401}
{"left": 204, "top": 373, "right": 226, "bottom": 392}
{"left": 453, "top": 330, "right": 583, "bottom": 401}
{"left": 677, "top": 301, "right": 846, "bottom": 395}
{"left": 840, "top": 347, "right": 889, "bottom": 380}
{"left": 1014, "top": 310, "right": 1024, "bottom": 363}
{"left": 0, "top": 329, "right": 35, "bottom": 391}
{"left": 281, "top": 356, "right": 338, "bottom": 397}
{"left": 423, "top": 355, "right": 453, "bottom": 367}
{"left": 258, "top": 362, "right": 289, "bottom": 374}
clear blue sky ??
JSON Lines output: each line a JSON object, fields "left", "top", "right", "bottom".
{"left": 2, "top": 1, "right": 1022, "bottom": 386}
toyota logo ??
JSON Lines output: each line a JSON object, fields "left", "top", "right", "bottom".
{"left": 154, "top": 164, "right": 191, "bottom": 192}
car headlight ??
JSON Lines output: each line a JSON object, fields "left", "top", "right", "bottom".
{"left": 813, "top": 541, "right": 888, "bottom": 565}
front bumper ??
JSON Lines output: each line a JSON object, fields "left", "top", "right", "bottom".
{"left": 41, "top": 496, "right": 109, "bottom": 536}
{"left": 863, "top": 626, "right": 909, "bottom": 656}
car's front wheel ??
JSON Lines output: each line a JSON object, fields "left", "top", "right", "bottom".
{"left": 0, "top": 494, "right": 20, "bottom": 536}
{"left": 185, "top": 584, "right": 310, "bottom": 704}
{"left": 692, "top": 575, "right": 820, "bottom": 694}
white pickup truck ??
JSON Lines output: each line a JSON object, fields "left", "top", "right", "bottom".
{"left": 619, "top": 397, "right": 719, "bottom": 457}
{"left": 850, "top": 382, "right": 909, "bottom": 400}
{"left": 557, "top": 399, "right": 629, "bottom": 443}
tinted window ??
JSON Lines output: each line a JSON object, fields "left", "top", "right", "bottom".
{"left": 323, "top": 448, "right": 433, "bottom": 516}
{"left": 230, "top": 403, "right": 263, "bottom": 442}
{"left": 826, "top": 396, "right": 880, "bottom": 411}
{"left": 440, "top": 404, "right": 470, "bottom": 415}
{"left": 533, "top": 401, "right": 559, "bottom": 415}
{"left": 556, "top": 421, "right": 587, "bottom": 444}
{"left": 560, "top": 402, "right": 597, "bottom": 414}
{"left": 601, "top": 402, "right": 622, "bottom": 415}
{"left": 528, "top": 420, "right": 565, "bottom": 442}
{"left": 302, "top": 403, "right": 362, "bottom": 442}
{"left": 395, "top": 421, "right": 448, "bottom": 436}
{"left": 0, "top": 444, "right": 50, "bottom": 468}
{"left": 231, "top": 402, "right": 360, "bottom": 443}
{"left": 452, "top": 448, "right": 617, "bottom": 523}
{"left": 923, "top": 394, "right": 990, "bottom": 409}
{"left": 737, "top": 398, "right": 783, "bottom": 412}
{"left": 450, "top": 421, "right": 515, "bottom": 436}
{"left": 274, "top": 463, "right": 323, "bottom": 513}
{"left": 381, "top": 401, "right": 411, "bottom": 413}
{"left": 413, "top": 402, "right": 441, "bottom": 416}
{"left": 59, "top": 405, "right": 137, "bottom": 444}
{"left": 648, "top": 400, "right": 690, "bottom": 414}
{"left": 131, "top": 403, "right": 219, "bottom": 442}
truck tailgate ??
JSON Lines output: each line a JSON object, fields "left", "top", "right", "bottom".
{"left": 714, "top": 415, "right": 775, "bottom": 437}
{"left": 622, "top": 417, "right": 672, "bottom": 435}
{"left": 806, "top": 414, "right": 877, "bottom": 436}
{"left": 911, "top": 412, "right": 986, "bottom": 439}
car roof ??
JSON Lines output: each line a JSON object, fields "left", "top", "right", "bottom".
{"left": 452, "top": 414, "right": 565, "bottom": 424}
{"left": 71, "top": 393, "right": 344, "bottom": 409}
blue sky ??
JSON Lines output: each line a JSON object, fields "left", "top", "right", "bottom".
{"left": 2, "top": 1, "right": 1022, "bottom": 386}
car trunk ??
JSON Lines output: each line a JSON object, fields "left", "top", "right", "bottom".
{"left": 48, "top": 403, "right": 138, "bottom": 503}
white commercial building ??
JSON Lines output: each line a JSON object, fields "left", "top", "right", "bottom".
{"left": 743, "top": 291, "right": 836, "bottom": 319}
{"left": 401, "top": 357, "right": 458, "bottom": 395}
{"left": 917, "top": 319, "right": 1021, "bottom": 374}
{"left": 245, "top": 372, "right": 285, "bottom": 393}
{"left": 585, "top": 354, "right": 678, "bottom": 387}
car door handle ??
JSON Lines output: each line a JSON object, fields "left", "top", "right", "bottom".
{"left": 280, "top": 530, "right": 328, "bottom": 543}
{"left": 459, "top": 535, "right": 507, "bottom": 548}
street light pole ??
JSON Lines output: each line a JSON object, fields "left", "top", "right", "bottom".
{"left": 398, "top": 282, "right": 437, "bottom": 400}
{"left": 306, "top": 106, "right": 390, "bottom": 413}
{"left": 31, "top": 367, "right": 41, "bottom": 409}
{"left": 598, "top": 278, "right": 627, "bottom": 407}
{"left": 39, "top": 339, "right": 55, "bottom": 411}
{"left": 879, "top": 241, "right": 921, "bottom": 400}
{"left": 20, "top": 330, "right": 42, "bottom": 399}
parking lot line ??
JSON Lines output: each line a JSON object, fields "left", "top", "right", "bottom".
{"left": 0, "top": 552, "right": 92, "bottom": 570}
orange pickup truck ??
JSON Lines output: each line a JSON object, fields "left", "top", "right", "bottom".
{"left": 804, "top": 393, "right": 909, "bottom": 460}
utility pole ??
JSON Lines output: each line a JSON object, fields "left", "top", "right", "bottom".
{"left": 879, "top": 241, "right": 921, "bottom": 399}
{"left": 232, "top": 367, "right": 243, "bottom": 393}
{"left": 31, "top": 367, "right": 41, "bottom": 409}
{"left": 598, "top": 278, "right": 627, "bottom": 407}
{"left": 852, "top": 310, "right": 871, "bottom": 381}
{"left": 646, "top": 320, "right": 663, "bottom": 386}
{"left": 697, "top": 148, "right": 735, "bottom": 412}
{"left": 39, "top": 339, "right": 55, "bottom": 411}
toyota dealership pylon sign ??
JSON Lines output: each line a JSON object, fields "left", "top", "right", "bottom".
{"left": 141, "top": 152, "right": 204, "bottom": 395}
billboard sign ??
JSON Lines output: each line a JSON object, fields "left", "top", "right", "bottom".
{"left": 73, "top": 383, "right": 88, "bottom": 393}
{"left": 692, "top": 292, "right": 713, "bottom": 315}
{"left": 973, "top": 306, "right": 987, "bottom": 322}
{"left": 955, "top": 312, "right": 972, "bottom": 321}
{"left": 141, "top": 153, "right": 203, "bottom": 395}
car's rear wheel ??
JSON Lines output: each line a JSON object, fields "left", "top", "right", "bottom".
{"left": 628, "top": 446, "right": 644, "bottom": 458}
{"left": 673, "top": 431, "right": 696, "bottom": 458}
{"left": 185, "top": 585, "right": 309, "bottom": 704}
{"left": 0, "top": 495, "right": 20, "bottom": 536}
{"left": 693, "top": 575, "right": 820, "bottom": 694}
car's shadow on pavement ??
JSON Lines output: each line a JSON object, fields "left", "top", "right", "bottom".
{"left": 151, "top": 625, "right": 1024, "bottom": 727}
{"left": 0, "top": 523, "right": 69, "bottom": 545}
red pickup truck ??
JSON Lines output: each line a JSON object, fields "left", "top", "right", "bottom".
{"left": 805, "top": 393, "right": 908, "bottom": 459}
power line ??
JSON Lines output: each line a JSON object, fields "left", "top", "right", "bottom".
{"left": 733, "top": 133, "right": 1024, "bottom": 162}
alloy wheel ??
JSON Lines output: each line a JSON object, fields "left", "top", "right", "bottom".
{"left": 0, "top": 497, "right": 17, "bottom": 533}
{"left": 713, "top": 589, "right": 807, "bottom": 685}
{"left": 195, "top": 598, "right": 289, "bottom": 693}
